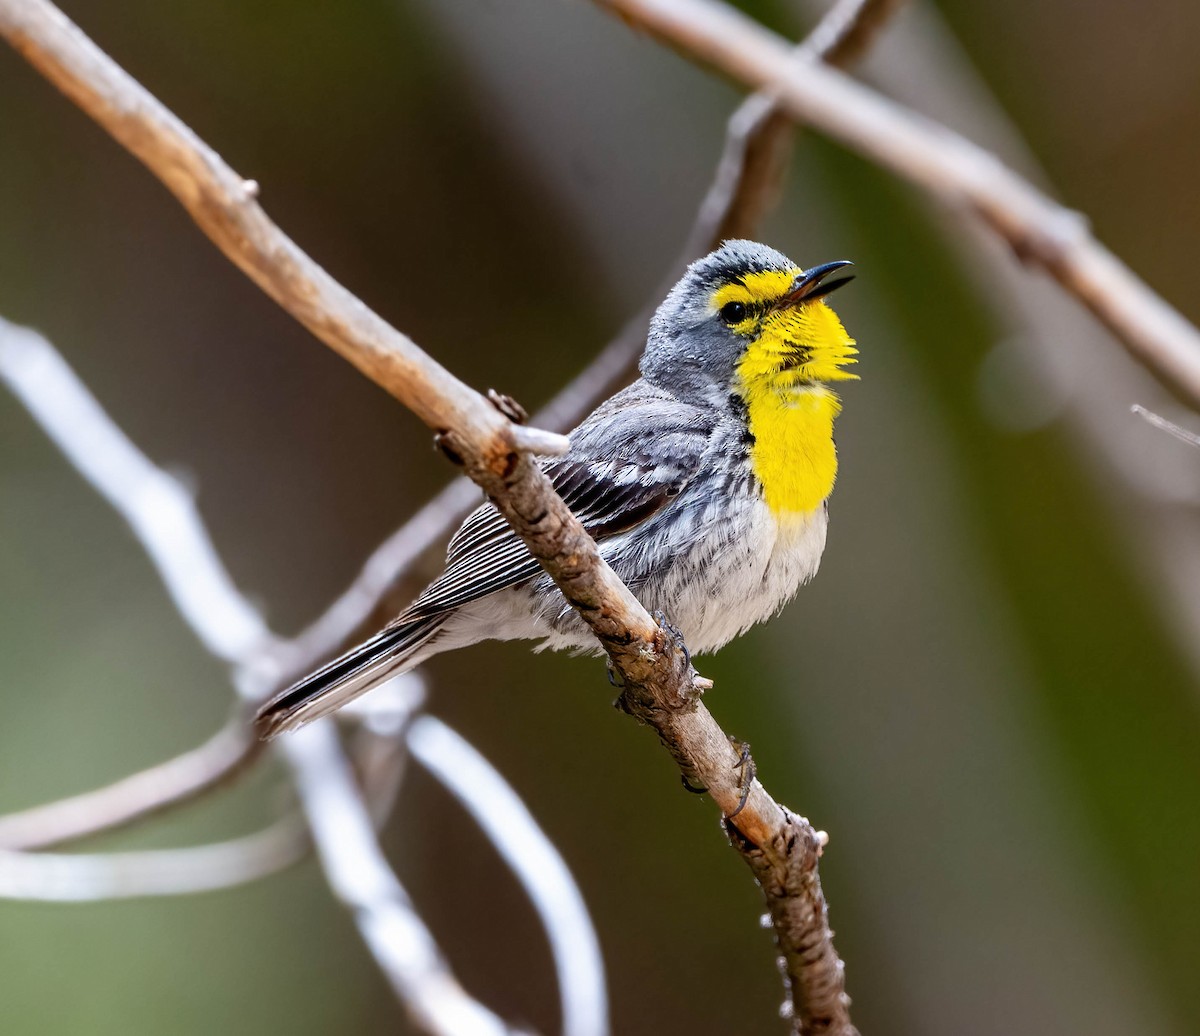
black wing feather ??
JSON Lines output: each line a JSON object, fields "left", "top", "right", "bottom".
{"left": 407, "top": 389, "right": 712, "bottom": 619}
{"left": 254, "top": 387, "right": 714, "bottom": 739}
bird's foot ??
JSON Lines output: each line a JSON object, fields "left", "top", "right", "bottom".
{"left": 680, "top": 773, "right": 709, "bottom": 795}
{"left": 652, "top": 610, "right": 709, "bottom": 704}
{"left": 652, "top": 610, "right": 691, "bottom": 669}
{"left": 727, "top": 736, "right": 757, "bottom": 819}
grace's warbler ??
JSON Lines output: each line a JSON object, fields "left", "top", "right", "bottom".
{"left": 257, "top": 240, "right": 856, "bottom": 738}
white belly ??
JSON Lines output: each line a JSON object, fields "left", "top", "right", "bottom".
{"left": 639, "top": 500, "right": 828, "bottom": 654}
{"left": 439, "top": 497, "right": 828, "bottom": 659}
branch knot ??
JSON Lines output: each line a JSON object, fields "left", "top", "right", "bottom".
{"left": 487, "top": 388, "right": 529, "bottom": 425}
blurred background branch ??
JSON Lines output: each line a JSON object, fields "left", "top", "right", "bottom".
{"left": 0, "top": 315, "right": 604, "bottom": 1036}
{"left": 0, "top": 709, "right": 263, "bottom": 850}
{"left": 591, "top": 0, "right": 1200, "bottom": 408}
{"left": 1, "top": 0, "right": 1199, "bottom": 1033}
{"left": 0, "top": 816, "right": 310, "bottom": 900}
{"left": 1133, "top": 405, "right": 1200, "bottom": 448}
{"left": 0, "top": 0, "right": 894, "bottom": 1027}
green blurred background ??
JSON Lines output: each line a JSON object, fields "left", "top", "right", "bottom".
{"left": 2, "top": 0, "right": 1199, "bottom": 1032}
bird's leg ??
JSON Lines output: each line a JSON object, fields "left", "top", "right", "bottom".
{"left": 727, "top": 736, "right": 757, "bottom": 819}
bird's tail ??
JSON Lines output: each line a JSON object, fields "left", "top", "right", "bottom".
{"left": 254, "top": 613, "right": 445, "bottom": 739}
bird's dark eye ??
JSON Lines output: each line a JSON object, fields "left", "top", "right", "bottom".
{"left": 720, "top": 300, "right": 747, "bottom": 324}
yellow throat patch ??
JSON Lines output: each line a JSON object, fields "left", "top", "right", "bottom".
{"left": 717, "top": 269, "right": 858, "bottom": 517}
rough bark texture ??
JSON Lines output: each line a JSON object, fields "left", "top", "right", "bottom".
{"left": 0, "top": 1, "right": 858, "bottom": 1030}
{"left": 448, "top": 426, "right": 857, "bottom": 1035}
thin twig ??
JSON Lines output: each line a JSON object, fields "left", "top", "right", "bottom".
{"left": 1132, "top": 405, "right": 1200, "bottom": 449}
{"left": 0, "top": 316, "right": 597, "bottom": 1036}
{"left": 0, "top": 815, "right": 308, "bottom": 900}
{"left": 409, "top": 716, "right": 608, "bottom": 1036}
{"left": 0, "top": 711, "right": 264, "bottom": 851}
{"left": 589, "top": 0, "right": 1200, "bottom": 410}
{"left": 283, "top": 722, "right": 526, "bottom": 1036}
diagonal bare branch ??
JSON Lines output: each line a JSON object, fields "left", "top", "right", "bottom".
{"left": 0, "top": 815, "right": 308, "bottom": 900}
{"left": 588, "top": 0, "right": 1200, "bottom": 411}
{"left": 274, "top": 0, "right": 904, "bottom": 687}
{"left": 0, "top": 710, "right": 264, "bottom": 851}
{"left": 0, "top": 1, "right": 881, "bottom": 1029}
{"left": 0, "top": 0, "right": 566, "bottom": 463}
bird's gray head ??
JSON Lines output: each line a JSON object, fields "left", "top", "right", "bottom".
{"left": 640, "top": 240, "right": 857, "bottom": 405}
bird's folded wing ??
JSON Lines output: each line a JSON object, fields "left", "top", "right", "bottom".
{"left": 406, "top": 400, "right": 712, "bottom": 618}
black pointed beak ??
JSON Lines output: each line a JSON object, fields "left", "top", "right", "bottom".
{"left": 785, "top": 260, "right": 855, "bottom": 305}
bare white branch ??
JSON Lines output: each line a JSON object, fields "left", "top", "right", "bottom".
{"left": 0, "top": 817, "right": 307, "bottom": 900}
{"left": 0, "top": 315, "right": 606, "bottom": 1036}
{"left": 0, "top": 712, "right": 262, "bottom": 850}
{"left": 1132, "top": 405, "right": 1200, "bottom": 449}
{"left": 0, "top": 318, "right": 277, "bottom": 662}
{"left": 409, "top": 716, "right": 609, "bottom": 1036}
{"left": 284, "top": 722, "right": 525, "bottom": 1036}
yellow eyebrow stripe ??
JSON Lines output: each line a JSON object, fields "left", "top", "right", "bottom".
{"left": 710, "top": 268, "right": 799, "bottom": 313}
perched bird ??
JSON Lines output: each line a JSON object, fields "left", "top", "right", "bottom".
{"left": 256, "top": 240, "right": 857, "bottom": 738}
